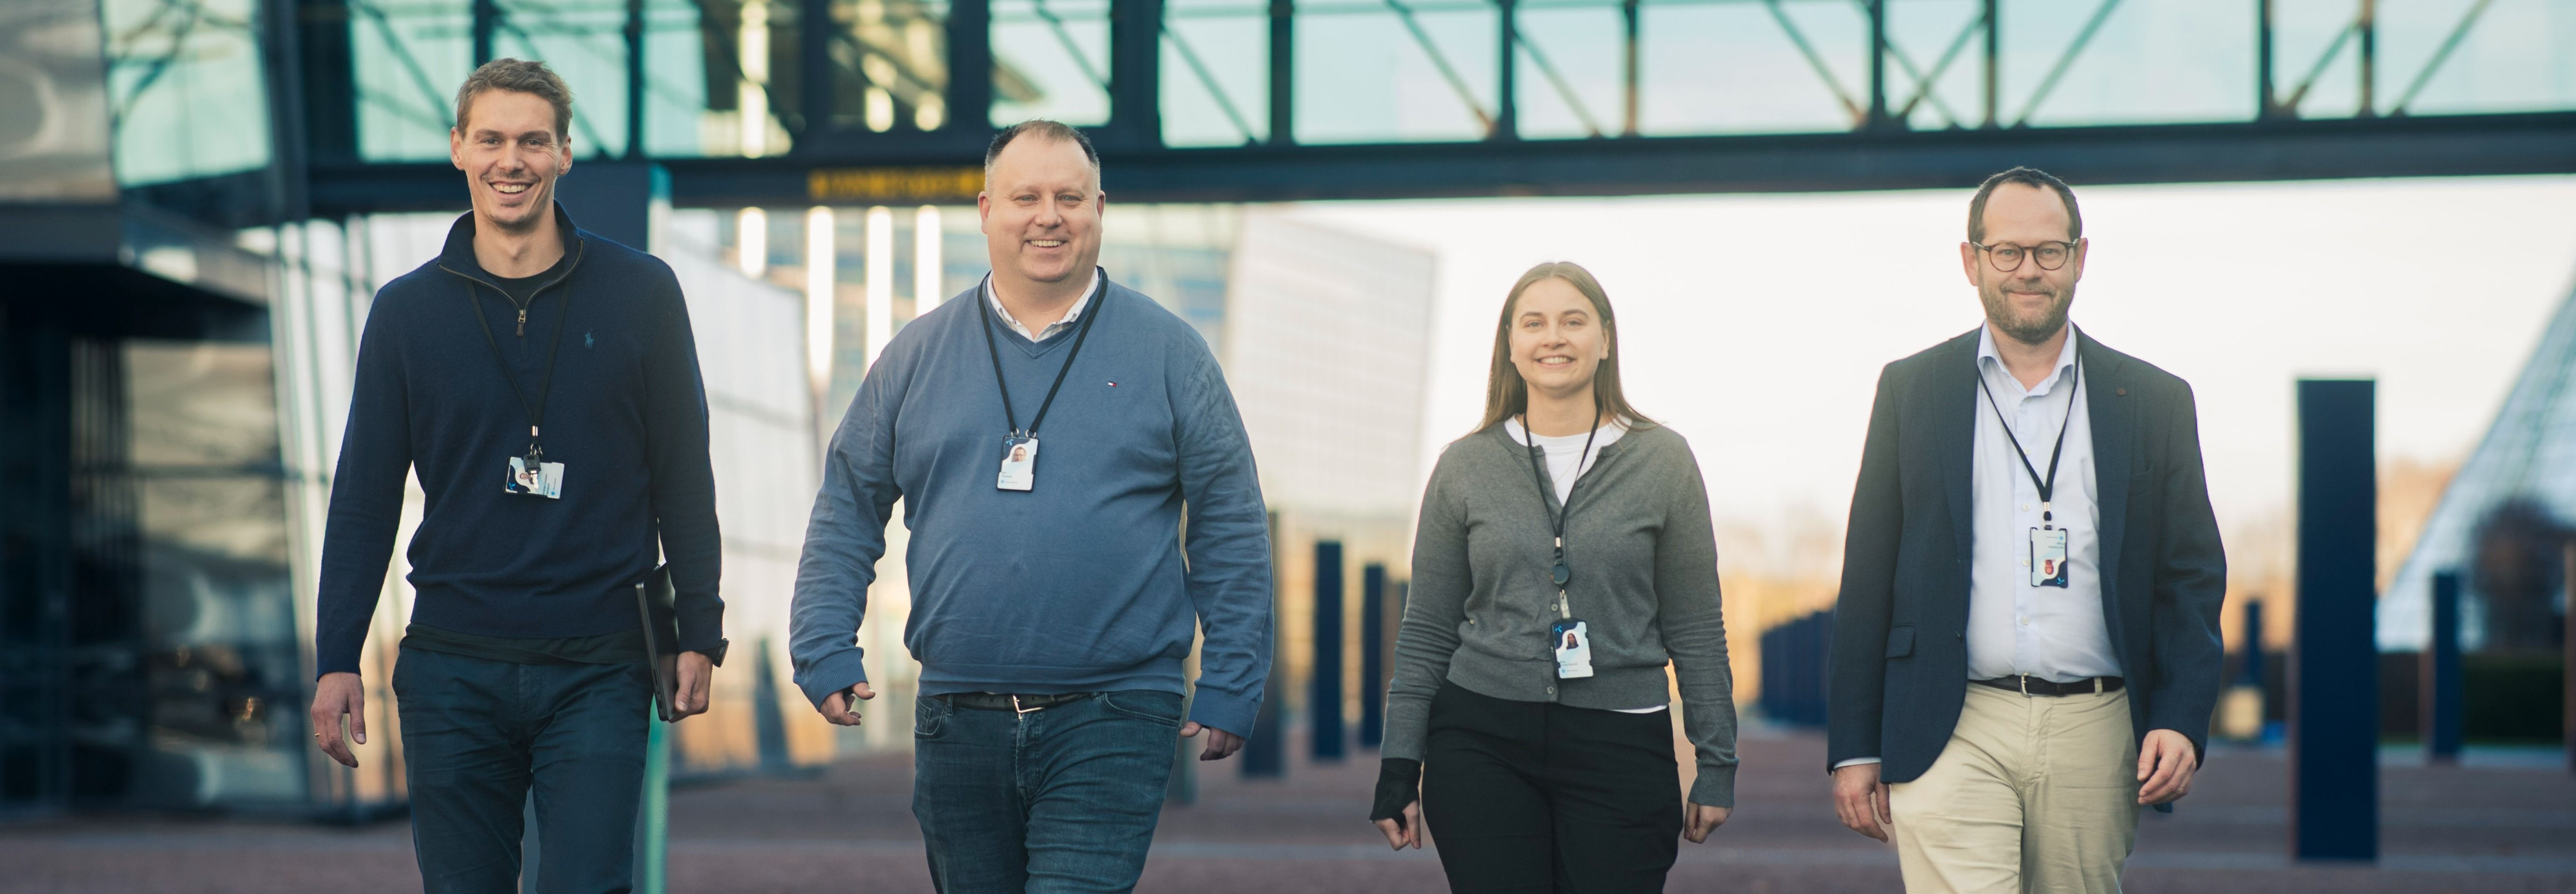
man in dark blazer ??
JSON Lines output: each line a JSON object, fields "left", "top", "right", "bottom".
{"left": 1827, "top": 167, "right": 2226, "bottom": 893}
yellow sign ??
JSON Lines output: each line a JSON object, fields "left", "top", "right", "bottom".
{"left": 807, "top": 166, "right": 983, "bottom": 203}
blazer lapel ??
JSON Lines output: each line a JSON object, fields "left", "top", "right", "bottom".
{"left": 1936, "top": 332, "right": 1979, "bottom": 562}
{"left": 2080, "top": 329, "right": 2134, "bottom": 628}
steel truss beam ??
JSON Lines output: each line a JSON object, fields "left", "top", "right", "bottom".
{"left": 304, "top": 110, "right": 2576, "bottom": 215}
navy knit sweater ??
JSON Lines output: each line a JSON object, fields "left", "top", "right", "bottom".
{"left": 313, "top": 206, "right": 723, "bottom": 677}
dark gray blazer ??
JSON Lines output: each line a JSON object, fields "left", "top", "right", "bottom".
{"left": 1826, "top": 327, "right": 2227, "bottom": 798}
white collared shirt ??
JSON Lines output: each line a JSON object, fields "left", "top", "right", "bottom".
{"left": 983, "top": 268, "right": 1103, "bottom": 342}
{"left": 1965, "top": 324, "right": 2121, "bottom": 683}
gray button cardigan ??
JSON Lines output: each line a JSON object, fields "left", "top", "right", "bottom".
{"left": 1382, "top": 422, "right": 1740, "bottom": 807}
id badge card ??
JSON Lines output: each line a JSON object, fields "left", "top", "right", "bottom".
{"left": 1550, "top": 618, "right": 1594, "bottom": 679}
{"left": 996, "top": 436, "right": 1039, "bottom": 492}
{"left": 505, "top": 455, "right": 564, "bottom": 499}
{"left": 2030, "top": 527, "right": 2069, "bottom": 588}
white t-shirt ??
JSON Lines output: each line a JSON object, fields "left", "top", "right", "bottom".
{"left": 1503, "top": 416, "right": 1630, "bottom": 505}
{"left": 1502, "top": 415, "right": 1666, "bottom": 714}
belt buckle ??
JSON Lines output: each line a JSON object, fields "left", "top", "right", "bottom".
{"left": 2019, "top": 676, "right": 2031, "bottom": 697}
{"left": 1012, "top": 694, "right": 1042, "bottom": 714}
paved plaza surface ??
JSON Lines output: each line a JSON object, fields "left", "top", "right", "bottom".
{"left": 4, "top": 729, "right": 2571, "bottom": 893}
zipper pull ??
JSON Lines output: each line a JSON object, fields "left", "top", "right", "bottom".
{"left": 517, "top": 307, "right": 527, "bottom": 337}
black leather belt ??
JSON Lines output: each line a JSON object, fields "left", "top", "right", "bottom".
{"left": 1972, "top": 675, "right": 2125, "bottom": 697}
{"left": 939, "top": 692, "right": 1092, "bottom": 713}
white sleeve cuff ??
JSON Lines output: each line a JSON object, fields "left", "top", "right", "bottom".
{"left": 1832, "top": 757, "right": 1883, "bottom": 770}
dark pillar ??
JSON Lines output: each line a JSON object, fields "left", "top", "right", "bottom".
{"left": 472, "top": 0, "right": 498, "bottom": 66}
{"left": 1619, "top": 0, "right": 1639, "bottom": 136}
{"left": 2291, "top": 378, "right": 2376, "bottom": 862}
{"left": 1107, "top": 0, "right": 1166, "bottom": 149}
{"left": 2356, "top": 0, "right": 2377, "bottom": 116}
{"left": 2423, "top": 571, "right": 2462, "bottom": 763}
{"left": 1265, "top": 0, "right": 1293, "bottom": 144}
{"left": 1979, "top": 0, "right": 1998, "bottom": 128}
{"left": 1863, "top": 0, "right": 1889, "bottom": 129}
{"left": 627, "top": 0, "right": 650, "bottom": 157}
{"left": 1358, "top": 563, "right": 1387, "bottom": 749}
{"left": 1310, "top": 541, "right": 1346, "bottom": 762}
{"left": 2242, "top": 598, "right": 2267, "bottom": 687}
{"left": 1490, "top": 0, "right": 1516, "bottom": 141}
{"left": 947, "top": 0, "right": 995, "bottom": 132}
{"left": 2257, "top": 0, "right": 2277, "bottom": 119}
{"left": 2564, "top": 542, "right": 2574, "bottom": 775}
{"left": 799, "top": 0, "right": 832, "bottom": 144}
{"left": 1239, "top": 512, "right": 1286, "bottom": 778}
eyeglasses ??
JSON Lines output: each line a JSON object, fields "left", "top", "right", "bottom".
{"left": 1972, "top": 240, "right": 2077, "bottom": 272}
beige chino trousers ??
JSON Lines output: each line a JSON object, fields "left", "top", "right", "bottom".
{"left": 1888, "top": 684, "right": 2141, "bottom": 894}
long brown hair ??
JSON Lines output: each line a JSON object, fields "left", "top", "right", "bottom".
{"left": 1473, "top": 261, "right": 1657, "bottom": 434}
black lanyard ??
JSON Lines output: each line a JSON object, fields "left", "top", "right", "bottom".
{"left": 1975, "top": 353, "right": 2081, "bottom": 528}
{"left": 461, "top": 261, "right": 578, "bottom": 460}
{"left": 977, "top": 275, "right": 1105, "bottom": 439}
{"left": 1518, "top": 400, "right": 1602, "bottom": 618}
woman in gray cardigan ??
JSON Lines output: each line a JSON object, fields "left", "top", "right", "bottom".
{"left": 1369, "top": 261, "right": 1738, "bottom": 892}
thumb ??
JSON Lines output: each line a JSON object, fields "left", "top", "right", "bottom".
{"left": 851, "top": 682, "right": 877, "bottom": 700}
{"left": 2138, "top": 739, "right": 2158, "bottom": 779}
{"left": 1179, "top": 721, "right": 1203, "bottom": 737}
{"left": 349, "top": 688, "right": 367, "bottom": 746}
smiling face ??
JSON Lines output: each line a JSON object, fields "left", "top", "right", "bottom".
{"left": 1508, "top": 277, "right": 1612, "bottom": 401}
{"left": 978, "top": 135, "right": 1103, "bottom": 290}
{"left": 1963, "top": 182, "right": 2086, "bottom": 345}
{"left": 450, "top": 88, "right": 571, "bottom": 234}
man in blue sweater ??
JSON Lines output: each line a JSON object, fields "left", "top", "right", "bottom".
{"left": 789, "top": 120, "right": 1273, "bottom": 891}
{"left": 306, "top": 59, "right": 725, "bottom": 893}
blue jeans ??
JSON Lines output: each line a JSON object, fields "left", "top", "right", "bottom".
{"left": 911, "top": 691, "right": 1183, "bottom": 893}
{"left": 393, "top": 647, "right": 650, "bottom": 894}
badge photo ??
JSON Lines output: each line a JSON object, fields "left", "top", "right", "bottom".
{"left": 996, "top": 435, "right": 1039, "bottom": 492}
{"left": 1550, "top": 618, "right": 1594, "bottom": 679}
{"left": 2030, "top": 526, "right": 2069, "bottom": 588}
{"left": 505, "top": 455, "right": 565, "bottom": 499}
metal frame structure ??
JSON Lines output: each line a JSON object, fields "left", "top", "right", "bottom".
{"left": 121, "top": 0, "right": 2576, "bottom": 220}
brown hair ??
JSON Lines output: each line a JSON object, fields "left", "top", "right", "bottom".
{"left": 1473, "top": 261, "right": 1656, "bottom": 434}
{"left": 1967, "top": 166, "right": 2081, "bottom": 244}
{"left": 454, "top": 58, "right": 575, "bottom": 139}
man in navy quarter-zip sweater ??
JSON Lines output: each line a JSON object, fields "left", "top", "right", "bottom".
{"left": 306, "top": 58, "right": 724, "bottom": 894}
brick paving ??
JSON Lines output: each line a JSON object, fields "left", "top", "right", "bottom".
{"left": 4, "top": 729, "right": 2571, "bottom": 893}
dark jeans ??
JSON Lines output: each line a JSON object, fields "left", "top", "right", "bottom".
{"left": 1421, "top": 681, "right": 1684, "bottom": 894}
{"left": 393, "top": 647, "right": 651, "bottom": 894}
{"left": 911, "top": 690, "right": 1184, "bottom": 893}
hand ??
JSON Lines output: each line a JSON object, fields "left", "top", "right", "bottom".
{"left": 673, "top": 651, "right": 716, "bottom": 719}
{"left": 1832, "top": 763, "right": 1893, "bottom": 842}
{"left": 1373, "top": 800, "right": 1424, "bottom": 850}
{"left": 1180, "top": 722, "right": 1243, "bottom": 761}
{"left": 820, "top": 682, "right": 877, "bottom": 726}
{"left": 1684, "top": 802, "right": 1731, "bottom": 843}
{"left": 307, "top": 672, "right": 366, "bottom": 769}
{"left": 2137, "top": 729, "right": 2199, "bottom": 805}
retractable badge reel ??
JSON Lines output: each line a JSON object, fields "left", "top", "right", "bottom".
{"left": 1521, "top": 407, "right": 1603, "bottom": 681}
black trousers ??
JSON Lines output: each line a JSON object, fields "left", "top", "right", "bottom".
{"left": 1421, "top": 680, "right": 1685, "bottom": 894}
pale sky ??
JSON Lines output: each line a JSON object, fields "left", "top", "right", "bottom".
{"left": 1285, "top": 175, "right": 2576, "bottom": 576}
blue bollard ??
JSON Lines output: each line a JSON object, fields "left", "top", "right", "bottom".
{"left": 2291, "top": 379, "right": 2377, "bottom": 862}
{"left": 1311, "top": 541, "right": 1346, "bottom": 762}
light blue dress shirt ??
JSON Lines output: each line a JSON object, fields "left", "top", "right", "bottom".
{"left": 1967, "top": 324, "right": 2122, "bottom": 683}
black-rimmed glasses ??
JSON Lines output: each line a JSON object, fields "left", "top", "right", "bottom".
{"left": 1972, "top": 240, "right": 2076, "bottom": 272}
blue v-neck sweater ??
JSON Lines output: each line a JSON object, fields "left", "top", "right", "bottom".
{"left": 788, "top": 276, "right": 1275, "bottom": 736}
{"left": 313, "top": 207, "right": 723, "bottom": 677}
